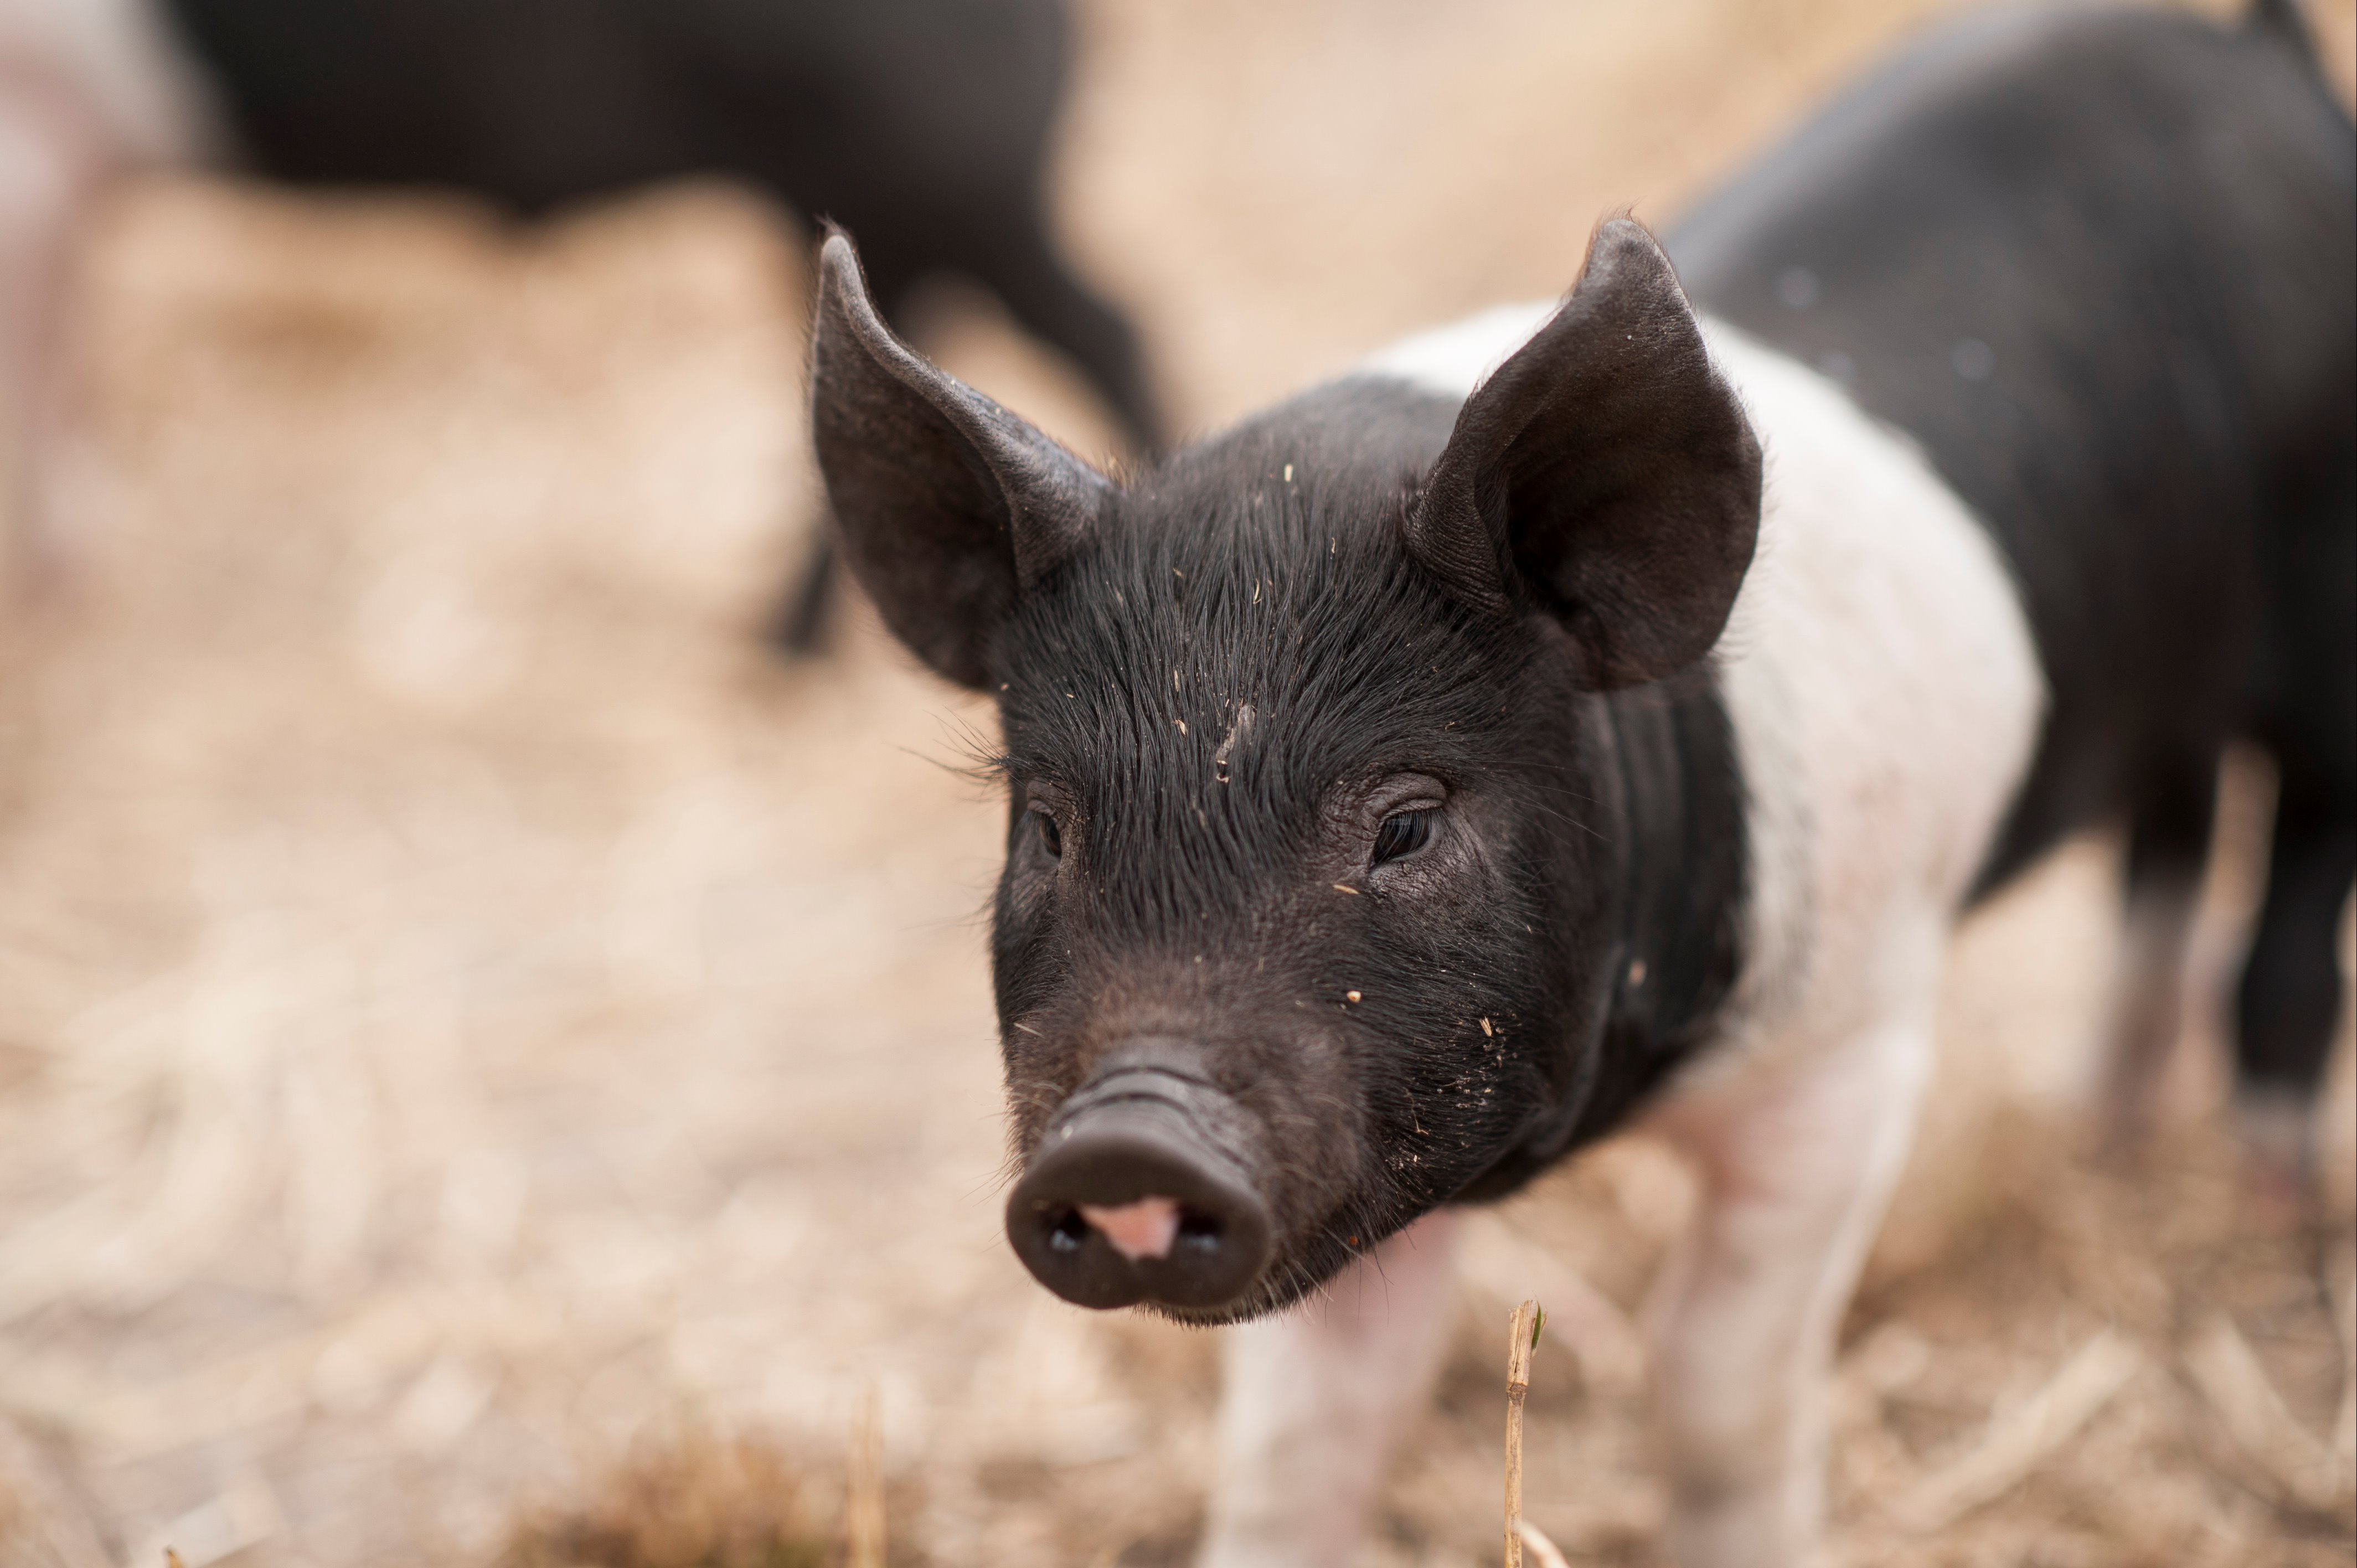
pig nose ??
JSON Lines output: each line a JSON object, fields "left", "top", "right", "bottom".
{"left": 1005, "top": 1073, "right": 1270, "bottom": 1312}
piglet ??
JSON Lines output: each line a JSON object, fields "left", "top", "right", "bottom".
{"left": 811, "top": 3, "right": 2351, "bottom": 1564}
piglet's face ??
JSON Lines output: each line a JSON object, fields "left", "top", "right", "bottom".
{"left": 808, "top": 221, "right": 1758, "bottom": 1320}
{"left": 987, "top": 457, "right": 1584, "bottom": 1321}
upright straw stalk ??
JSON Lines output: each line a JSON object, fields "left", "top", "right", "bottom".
{"left": 1504, "top": 1298, "right": 1544, "bottom": 1567}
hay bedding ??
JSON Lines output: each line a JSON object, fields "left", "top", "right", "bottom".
{"left": 0, "top": 2, "right": 2352, "bottom": 1565}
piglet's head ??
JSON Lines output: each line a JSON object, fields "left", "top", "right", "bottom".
{"left": 810, "top": 220, "right": 1758, "bottom": 1322}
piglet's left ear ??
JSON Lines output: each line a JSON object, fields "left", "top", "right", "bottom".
{"left": 1407, "top": 219, "right": 1761, "bottom": 689}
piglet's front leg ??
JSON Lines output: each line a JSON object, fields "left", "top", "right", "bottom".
{"left": 1647, "top": 1001, "right": 1937, "bottom": 1568}
{"left": 1196, "top": 1210, "right": 1462, "bottom": 1568}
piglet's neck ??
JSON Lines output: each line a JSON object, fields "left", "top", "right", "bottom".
{"left": 1463, "top": 669, "right": 1749, "bottom": 1203}
{"left": 1585, "top": 673, "right": 1749, "bottom": 1134}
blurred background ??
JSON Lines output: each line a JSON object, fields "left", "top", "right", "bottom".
{"left": 0, "top": 1, "right": 2352, "bottom": 1564}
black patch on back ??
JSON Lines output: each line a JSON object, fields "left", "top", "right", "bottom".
{"left": 1669, "top": 4, "right": 2356, "bottom": 890}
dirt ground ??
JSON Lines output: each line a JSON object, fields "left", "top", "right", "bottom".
{"left": 2, "top": 1, "right": 2354, "bottom": 1565}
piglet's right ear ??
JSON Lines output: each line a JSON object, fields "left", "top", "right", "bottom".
{"left": 811, "top": 230, "right": 1110, "bottom": 689}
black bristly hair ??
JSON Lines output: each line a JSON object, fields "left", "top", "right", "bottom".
{"left": 997, "top": 388, "right": 1540, "bottom": 937}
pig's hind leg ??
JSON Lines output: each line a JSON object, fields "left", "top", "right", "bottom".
{"left": 2234, "top": 466, "right": 2357, "bottom": 1194}
{"left": 1646, "top": 977, "right": 1940, "bottom": 1568}
{"left": 2092, "top": 747, "right": 2221, "bottom": 1156}
{"left": 1195, "top": 1210, "right": 1462, "bottom": 1568}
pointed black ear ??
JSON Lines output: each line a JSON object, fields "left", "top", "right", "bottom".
{"left": 1406, "top": 219, "right": 1761, "bottom": 689}
{"left": 810, "top": 230, "right": 1111, "bottom": 689}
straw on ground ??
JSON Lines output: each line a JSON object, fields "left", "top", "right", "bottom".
{"left": 1503, "top": 1298, "right": 1543, "bottom": 1568}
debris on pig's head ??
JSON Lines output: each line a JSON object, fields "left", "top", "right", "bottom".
{"left": 810, "top": 220, "right": 1758, "bottom": 1321}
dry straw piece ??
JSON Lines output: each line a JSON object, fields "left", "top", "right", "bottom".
{"left": 1513, "top": 1517, "right": 1575, "bottom": 1568}
{"left": 845, "top": 1384, "right": 886, "bottom": 1568}
{"left": 1894, "top": 1327, "right": 2143, "bottom": 1531}
{"left": 1503, "top": 1298, "right": 1543, "bottom": 1568}
{"left": 2184, "top": 1312, "right": 2354, "bottom": 1516}
{"left": 1498, "top": 1295, "right": 1576, "bottom": 1568}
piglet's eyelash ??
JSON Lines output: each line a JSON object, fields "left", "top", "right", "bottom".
{"left": 1371, "top": 808, "right": 1436, "bottom": 865}
{"left": 1029, "top": 806, "right": 1063, "bottom": 859}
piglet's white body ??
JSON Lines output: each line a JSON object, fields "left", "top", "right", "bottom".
{"left": 1200, "top": 308, "right": 2044, "bottom": 1568}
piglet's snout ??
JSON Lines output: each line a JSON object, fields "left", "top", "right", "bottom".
{"left": 1006, "top": 1070, "right": 1270, "bottom": 1312}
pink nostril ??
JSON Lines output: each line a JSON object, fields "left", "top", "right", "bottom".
{"left": 1077, "top": 1196, "right": 1183, "bottom": 1261}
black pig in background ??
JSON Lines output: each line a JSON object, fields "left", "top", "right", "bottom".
{"left": 0, "top": 0, "right": 1158, "bottom": 631}
{"left": 808, "top": 3, "right": 2353, "bottom": 1565}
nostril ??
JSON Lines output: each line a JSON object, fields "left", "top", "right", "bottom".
{"left": 1176, "top": 1209, "right": 1225, "bottom": 1251}
{"left": 1048, "top": 1208, "right": 1091, "bottom": 1252}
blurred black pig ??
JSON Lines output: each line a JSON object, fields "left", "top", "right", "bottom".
{"left": 808, "top": 3, "right": 2352, "bottom": 1565}
{"left": 1, "top": 0, "right": 1158, "bottom": 623}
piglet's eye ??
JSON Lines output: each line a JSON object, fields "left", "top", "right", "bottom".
{"left": 1372, "top": 809, "right": 1434, "bottom": 866}
{"left": 1033, "top": 809, "right": 1064, "bottom": 860}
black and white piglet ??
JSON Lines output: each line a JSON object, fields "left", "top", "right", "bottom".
{"left": 812, "top": 4, "right": 2351, "bottom": 1564}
